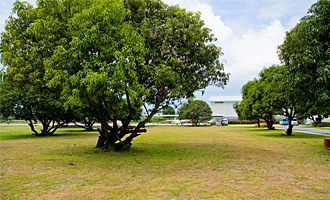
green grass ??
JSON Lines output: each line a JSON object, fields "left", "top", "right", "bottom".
{"left": 0, "top": 120, "right": 30, "bottom": 124}
{"left": 1, "top": 125, "right": 329, "bottom": 199}
{"left": 302, "top": 125, "right": 330, "bottom": 130}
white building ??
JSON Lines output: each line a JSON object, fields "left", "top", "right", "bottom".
{"left": 208, "top": 96, "right": 242, "bottom": 125}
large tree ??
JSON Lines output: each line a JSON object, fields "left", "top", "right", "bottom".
{"left": 260, "top": 65, "right": 302, "bottom": 135}
{"left": 7, "top": 0, "right": 228, "bottom": 150}
{"left": 178, "top": 100, "right": 212, "bottom": 126}
{"left": 0, "top": 1, "right": 75, "bottom": 135}
{"left": 238, "top": 64, "right": 305, "bottom": 135}
{"left": 238, "top": 66, "right": 284, "bottom": 130}
{"left": 278, "top": 0, "right": 330, "bottom": 125}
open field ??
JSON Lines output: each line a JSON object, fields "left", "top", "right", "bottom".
{"left": 1, "top": 125, "right": 329, "bottom": 199}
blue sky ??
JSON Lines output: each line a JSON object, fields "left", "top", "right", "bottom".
{"left": 163, "top": 0, "right": 318, "bottom": 101}
{"left": 1, "top": 0, "right": 318, "bottom": 102}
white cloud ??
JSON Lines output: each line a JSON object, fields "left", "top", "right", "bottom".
{"left": 257, "top": 2, "right": 294, "bottom": 20}
{"left": 225, "top": 19, "right": 286, "bottom": 76}
{"left": 1, "top": 0, "right": 304, "bottom": 100}
{"left": 164, "top": 0, "right": 287, "bottom": 98}
{"left": 287, "top": 15, "right": 302, "bottom": 29}
{"left": 164, "top": 0, "right": 233, "bottom": 43}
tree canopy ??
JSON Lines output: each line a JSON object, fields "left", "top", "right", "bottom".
{"left": 238, "top": 66, "right": 284, "bottom": 130}
{"left": 162, "top": 106, "right": 175, "bottom": 115}
{"left": 1, "top": 0, "right": 228, "bottom": 150}
{"left": 278, "top": 0, "right": 330, "bottom": 124}
{"left": 0, "top": 1, "right": 73, "bottom": 135}
{"left": 178, "top": 100, "right": 212, "bottom": 126}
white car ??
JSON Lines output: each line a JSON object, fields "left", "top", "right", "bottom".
{"left": 292, "top": 118, "right": 298, "bottom": 126}
{"left": 222, "top": 119, "right": 228, "bottom": 126}
{"left": 172, "top": 120, "right": 181, "bottom": 125}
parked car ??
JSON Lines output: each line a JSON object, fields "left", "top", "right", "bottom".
{"left": 280, "top": 118, "right": 289, "bottom": 125}
{"left": 280, "top": 118, "right": 298, "bottom": 126}
{"left": 292, "top": 118, "right": 298, "bottom": 126}
{"left": 222, "top": 119, "right": 228, "bottom": 126}
{"left": 172, "top": 120, "right": 181, "bottom": 125}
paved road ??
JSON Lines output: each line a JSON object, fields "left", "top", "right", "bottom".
{"left": 274, "top": 125, "right": 330, "bottom": 136}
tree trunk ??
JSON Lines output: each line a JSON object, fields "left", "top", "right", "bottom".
{"left": 257, "top": 119, "right": 260, "bottom": 127}
{"left": 41, "top": 122, "right": 50, "bottom": 136}
{"left": 28, "top": 120, "right": 53, "bottom": 136}
{"left": 28, "top": 119, "right": 39, "bottom": 135}
{"left": 96, "top": 122, "right": 108, "bottom": 148}
{"left": 96, "top": 121, "right": 147, "bottom": 151}
{"left": 286, "top": 123, "right": 293, "bottom": 136}
{"left": 85, "top": 122, "right": 95, "bottom": 131}
{"left": 285, "top": 109, "right": 294, "bottom": 136}
{"left": 265, "top": 118, "right": 274, "bottom": 130}
{"left": 75, "top": 121, "right": 96, "bottom": 131}
{"left": 315, "top": 115, "right": 323, "bottom": 124}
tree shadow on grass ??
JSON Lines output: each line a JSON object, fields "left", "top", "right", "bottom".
{"left": 259, "top": 132, "right": 328, "bottom": 139}
{"left": 0, "top": 133, "right": 36, "bottom": 140}
{"left": 244, "top": 127, "right": 328, "bottom": 139}
{"left": 0, "top": 128, "right": 97, "bottom": 141}
{"left": 245, "top": 127, "right": 278, "bottom": 131}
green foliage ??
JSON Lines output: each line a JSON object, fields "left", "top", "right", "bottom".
{"left": 0, "top": 81, "right": 73, "bottom": 136}
{"left": 1, "top": 0, "right": 229, "bottom": 149}
{"left": 228, "top": 120, "right": 260, "bottom": 125}
{"left": 311, "top": 122, "right": 330, "bottom": 127}
{"left": 232, "top": 102, "right": 240, "bottom": 118}
{"left": 178, "top": 100, "right": 212, "bottom": 126}
{"left": 162, "top": 106, "right": 175, "bottom": 115}
{"left": 278, "top": 0, "right": 330, "bottom": 122}
{"left": 0, "top": 1, "right": 79, "bottom": 136}
{"left": 237, "top": 66, "right": 285, "bottom": 130}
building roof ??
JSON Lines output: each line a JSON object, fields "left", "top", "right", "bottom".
{"left": 208, "top": 96, "right": 242, "bottom": 102}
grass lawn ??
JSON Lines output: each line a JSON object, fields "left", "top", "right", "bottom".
{"left": 0, "top": 125, "right": 329, "bottom": 199}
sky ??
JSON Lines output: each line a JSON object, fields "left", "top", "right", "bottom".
{"left": 0, "top": 0, "right": 318, "bottom": 102}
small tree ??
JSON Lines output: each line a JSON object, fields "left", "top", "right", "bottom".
{"left": 72, "top": 107, "right": 98, "bottom": 131}
{"left": 178, "top": 100, "right": 212, "bottom": 126}
{"left": 0, "top": 83, "right": 72, "bottom": 136}
{"left": 162, "top": 106, "right": 175, "bottom": 115}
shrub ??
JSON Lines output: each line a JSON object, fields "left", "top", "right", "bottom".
{"left": 311, "top": 122, "right": 330, "bottom": 127}
{"left": 298, "top": 120, "right": 304, "bottom": 125}
{"left": 255, "top": 122, "right": 268, "bottom": 127}
{"left": 317, "top": 122, "right": 330, "bottom": 127}
{"left": 229, "top": 120, "right": 260, "bottom": 124}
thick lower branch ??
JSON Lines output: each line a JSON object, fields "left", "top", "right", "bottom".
{"left": 28, "top": 119, "right": 39, "bottom": 135}
{"left": 96, "top": 122, "right": 147, "bottom": 150}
